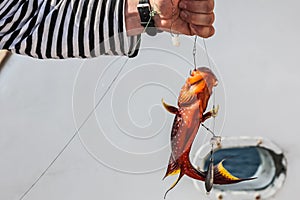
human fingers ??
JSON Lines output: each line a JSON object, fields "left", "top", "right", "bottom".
{"left": 179, "top": 0, "right": 214, "bottom": 14}
{"left": 180, "top": 11, "right": 215, "bottom": 26}
{"left": 190, "top": 24, "right": 215, "bottom": 38}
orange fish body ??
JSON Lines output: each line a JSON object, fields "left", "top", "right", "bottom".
{"left": 162, "top": 67, "right": 254, "bottom": 198}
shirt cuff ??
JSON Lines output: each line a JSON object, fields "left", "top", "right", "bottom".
{"left": 120, "top": 0, "right": 141, "bottom": 58}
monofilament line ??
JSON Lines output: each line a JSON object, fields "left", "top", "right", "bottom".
{"left": 202, "top": 38, "right": 212, "bottom": 69}
{"left": 202, "top": 38, "right": 217, "bottom": 133}
{"left": 202, "top": 38, "right": 214, "bottom": 97}
{"left": 18, "top": 11, "right": 154, "bottom": 199}
{"left": 201, "top": 123, "right": 216, "bottom": 137}
{"left": 18, "top": 58, "right": 130, "bottom": 200}
{"left": 201, "top": 38, "right": 219, "bottom": 162}
{"left": 193, "top": 36, "right": 198, "bottom": 70}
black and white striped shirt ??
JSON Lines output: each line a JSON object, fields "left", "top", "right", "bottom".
{"left": 0, "top": 0, "right": 140, "bottom": 59}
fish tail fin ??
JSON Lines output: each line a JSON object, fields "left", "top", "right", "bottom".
{"left": 164, "top": 171, "right": 184, "bottom": 199}
{"left": 163, "top": 157, "right": 206, "bottom": 198}
{"left": 183, "top": 157, "right": 206, "bottom": 181}
{"left": 161, "top": 99, "right": 179, "bottom": 114}
{"left": 213, "top": 159, "right": 257, "bottom": 184}
{"left": 163, "top": 156, "right": 180, "bottom": 180}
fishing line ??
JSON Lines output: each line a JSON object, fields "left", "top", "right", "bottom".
{"left": 201, "top": 124, "right": 215, "bottom": 137}
{"left": 18, "top": 13, "right": 155, "bottom": 200}
{"left": 192, "top": 36, "right": 220, "bottom": 156}
{"left": 202, "top": 38, "right": 212, "bottom": 70}
{"left": 201, "top": 38, "right": 221, "bottom": 178}
{"left": 18, "top": 58, "right": 130, "bottom": 200}
{"left": 202, "top": 38, "right": 216, "bottom": 132}
{"left": 192, "top": 36, "right": 197, "bottom": 70}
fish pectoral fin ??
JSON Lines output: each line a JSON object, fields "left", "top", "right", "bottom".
{"left": 213, "top": 159, "right": 256, "bottom": 184}
{"left": 202, "top": 105, "right": 220, "bottom": 122}
{"left": 161, "top": 99, "right": 179, "bottom": 114}
{"left": 164, "top": 172, "right": 183, "bottom": 199}
{"left": 211, "top": 105, "right": 219, "bottom": 117}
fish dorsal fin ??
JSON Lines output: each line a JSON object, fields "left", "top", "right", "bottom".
{"left": 162, "top": 99, "right": 179, "bottom": 114}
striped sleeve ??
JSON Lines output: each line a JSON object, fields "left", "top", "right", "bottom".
{"left": 0, "top": 0, "right": 140, "bottom": 59}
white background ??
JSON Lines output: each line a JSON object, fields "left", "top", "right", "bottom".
{"left": 1, "top": 0, "right": 300, "bottom": 199}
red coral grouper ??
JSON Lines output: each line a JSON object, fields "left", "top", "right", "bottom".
{"left": 162, "top": 67, "right": 254, "bottom": 198}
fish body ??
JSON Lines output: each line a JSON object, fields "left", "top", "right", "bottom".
{"left": 162, "top": 67, "right": 254, "bottom": 198}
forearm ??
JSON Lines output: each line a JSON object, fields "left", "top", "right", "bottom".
{"left": 0, "top": 0, "right": 141, "bottom": 59}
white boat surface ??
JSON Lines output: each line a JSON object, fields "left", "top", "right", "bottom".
{"left": 0, "top": 1, "right": 299, "bottom": 200}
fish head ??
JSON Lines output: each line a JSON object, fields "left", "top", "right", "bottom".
{"left": 178, "top": 67, "right": 218, "bottom": 106}
{"left": 187, "top": 67, "right": 218, "bottom": 95}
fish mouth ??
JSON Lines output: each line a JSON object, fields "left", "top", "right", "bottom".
{"left": 188, "top": 68, "right": 218, "bottom": 88}
{"left": 188, "top": 70, "right": 204, "bottom": 85}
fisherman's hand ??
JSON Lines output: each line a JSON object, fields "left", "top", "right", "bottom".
{"left": 153, "top": 0, "right": 215, "bottom": 37}
{"left": 125, "top": 0, "right": 215, "bottom": 38}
